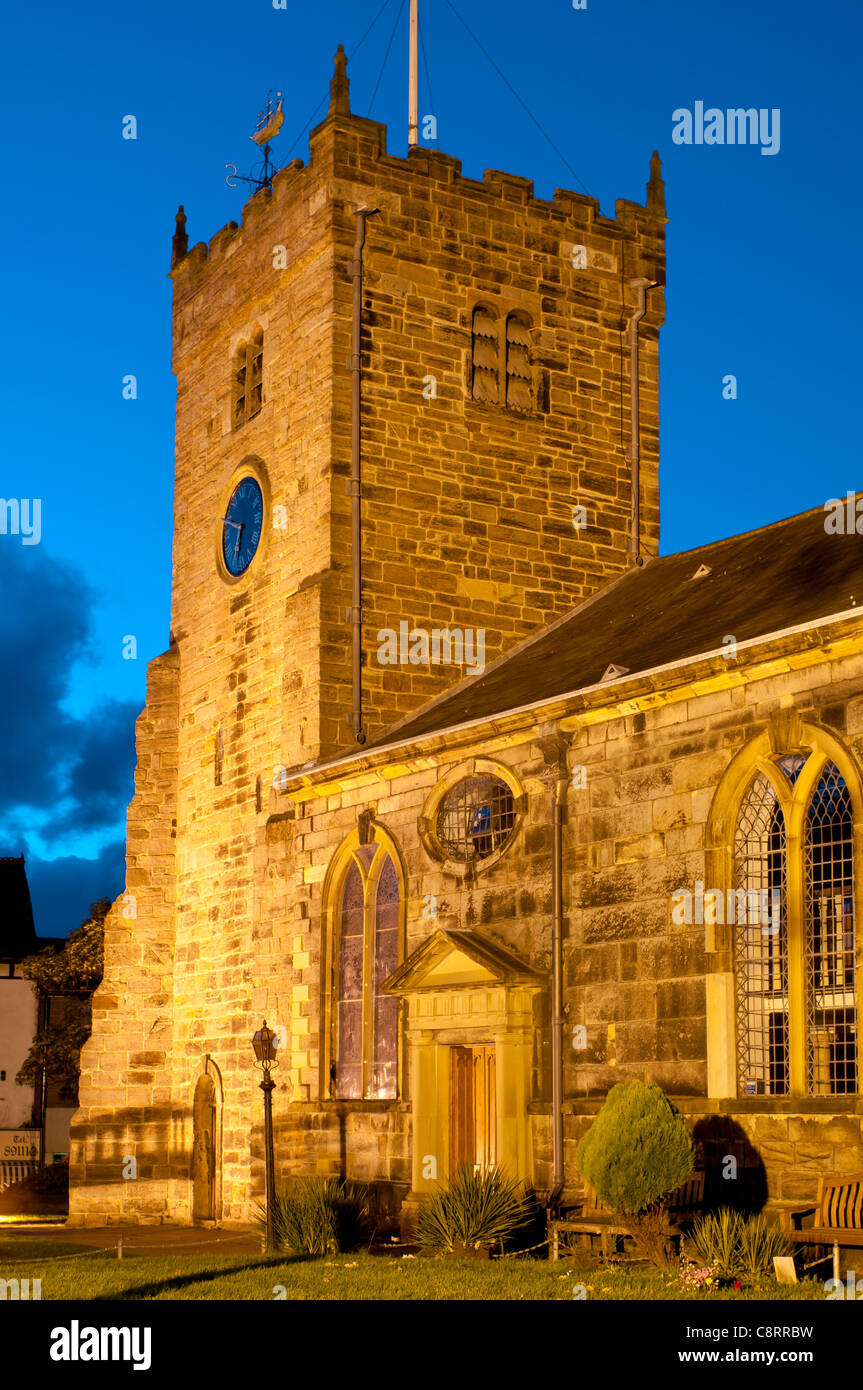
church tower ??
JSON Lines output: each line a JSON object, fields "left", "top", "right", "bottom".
{"left": 69, "top": 50, "right": 665, "bottom": 1225}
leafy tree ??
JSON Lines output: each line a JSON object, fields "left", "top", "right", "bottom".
{"left": 576, "top": 1080, "right": 694, "bottom": 1266}
{"left": 15, "top": 899, "right": 108, "bottom": 1101}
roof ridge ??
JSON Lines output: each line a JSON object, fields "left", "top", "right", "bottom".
{"left": 657, "top": 493, "right": 859, "bottom": 563}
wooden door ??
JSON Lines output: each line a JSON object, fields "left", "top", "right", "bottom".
{"left": 450, "top": 1045, "right": 497, "bottom": 1174}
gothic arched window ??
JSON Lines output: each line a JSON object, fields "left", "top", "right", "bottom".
{"left": 329, "top": 837, "right": 402, "bottom": 1100}
{"left": 734, "top": 773, "right": 789, "bottom": 1095}
{"left": 805, "top": 762, "right": 856, "bottom": 1094}
{"left": 733, "top": 753, "right": 858, "bottom": 1097}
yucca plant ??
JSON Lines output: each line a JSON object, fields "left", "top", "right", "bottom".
{"left": 416, "top": 1164, "right": 533, "bottom": 1253}
{"left": 736, "top": 1213, "right": 790, "bottom": 1279}
{"left": 255, "top": 1177, "right": 368, "bottom": 1255}
{"left": 690, "top": 1208, "right": 744, "bottom": 1278}
{"left": 690, "top": 1208, "right": 790, "bottom": 1281}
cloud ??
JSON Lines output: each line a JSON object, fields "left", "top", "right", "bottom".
{"left": 25, "top": 842, "right": 126, "bottom": 938}
{"left": 0, "top": 546, "right": 137, "bottom": 848}
{"left": 0, "top": 547, "right": 93, "bottom": 812}
{"left": 38, "top": 699, "right": 137, "bottom": 841}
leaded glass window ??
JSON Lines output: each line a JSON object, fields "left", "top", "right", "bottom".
{"left": 333, "top": 841, "right": 401, "bottom": 1100}
{"left": 805, "top": 762, "right": 858, "bottom": 1094}
{"left": 436, "top": 775, "right": 516, "bottom": 862}
{"left": 373, "top": 857, "right": 399, "bottom": 1098}
{"left": 733, "top": 752, "right": 858, "bottom": 1098}
{"left": 335, "top": 862, "right": 364, "bottom": 1099}
{"left": 734, "top": 774, "right": 789, "bottom": 1096}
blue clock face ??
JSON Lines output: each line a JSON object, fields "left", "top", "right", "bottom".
{"left": 222, "top": 477, "right": 264, "bottom": 576}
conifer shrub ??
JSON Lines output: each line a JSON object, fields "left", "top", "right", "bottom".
{"left": 256, "top": 1177, "right": 369, "bottom": 1255}
{"left": 576, "top": 1080, "right": 694, "bottom": 1266}
{"left": 415, "top": 1164, "right": 534, "bottom": 1254}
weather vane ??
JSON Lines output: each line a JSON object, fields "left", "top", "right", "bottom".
{"left": 226, "top": 90, "right": 284, "bottom": 193}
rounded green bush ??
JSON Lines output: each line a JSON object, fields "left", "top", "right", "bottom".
{"left": 576, "top": 1080, "right": 694, "bottom": 1214}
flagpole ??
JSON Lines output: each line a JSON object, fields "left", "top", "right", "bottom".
{"left": 409, "top": 0, "right": 419, "bottom": 147}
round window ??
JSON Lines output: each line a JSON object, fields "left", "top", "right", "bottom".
{"left": 435, "top": 774, "right": 516, "bottom": 862}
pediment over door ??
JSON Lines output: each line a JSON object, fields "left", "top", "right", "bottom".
{"left": 382, "top": 929, "right": 543, "bottom": 995}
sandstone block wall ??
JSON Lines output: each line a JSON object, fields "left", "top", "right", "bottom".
{"left": 324, "top": 117, "right": 665, "bottom": 739}
{"left": 70, "top": 104, "right": 665, "bottom": 1225}
{"left": 69, "top": 648, "right": 180, "bottom": 1224}
{"left": 270, "top": 639, "right": 863, "bottom": 1214}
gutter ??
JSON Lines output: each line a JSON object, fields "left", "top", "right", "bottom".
{"left": 348, "top": 207, "right": 379, "bottom": 745}
{"left": 551, "top": 771, "right": 568, "bottom": 1192}
{"left": 627, "top": 278, "right": 656, "bottom": 564}
{"left": 284, "top": 606, "right": 863, "bottom": 790}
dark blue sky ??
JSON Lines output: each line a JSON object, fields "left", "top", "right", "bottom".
{"left": 2, "top": 0, "right": 860, "bottom": 934}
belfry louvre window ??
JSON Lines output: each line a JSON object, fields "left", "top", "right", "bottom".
{"left": 436, "top": 775, "right": 516, "bottom": 863}
{"left": 333, "top": 844, "right": 400, "bottom": 1100}
{"left": 734, "top": 755, "right": 858, "bottom": 1097}
{"left": 232, "top": 331, "right": 264, "bottom": 428}
{"left": 505, "top": 312, "right": 532, "bottom": 411}
{"left": 471, "top": 307, "right": 499, "bottom": 403}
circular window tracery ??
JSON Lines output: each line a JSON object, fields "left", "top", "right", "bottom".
{"left": 435, "top": 774, "right": 516, "bottom": 862}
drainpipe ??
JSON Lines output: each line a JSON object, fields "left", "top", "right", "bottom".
{"left": 627, "top": 278, "right": 656, "bottom": 565}
{"left": 551, "top": 772, "right": 568, "bottom": 1192}
{"left": 349, "top": 208, "right": 379, "bottom": 744}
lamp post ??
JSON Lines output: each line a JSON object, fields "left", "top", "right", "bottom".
{"left": 252, "top": 1021, "right": 278, "bottom": 1253}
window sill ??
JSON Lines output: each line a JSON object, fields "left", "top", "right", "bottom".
{"left": 536, "top": 1095, "right": 863, "bottom": 1117}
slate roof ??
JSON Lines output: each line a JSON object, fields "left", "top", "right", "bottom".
{"left": 369, "top": 502, "right": 863, "bottom": 750}
{"left": 0, "top": 855, "right": 37, "bottom": 959}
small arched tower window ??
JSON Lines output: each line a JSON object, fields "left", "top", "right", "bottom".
{"left": 471, "top": 306, "right": 499, "bottom": 404}
{"left": 232, "top": 331, "right": 264, "bottom": 428}
{"left": 249, "top": 330, "right": 263, "bottom": 420}
{"left": 232, "top": 342, "right": 248, "bottom": 428}
{"left": 505, "top": 312, "right": 532, "bottom": 411}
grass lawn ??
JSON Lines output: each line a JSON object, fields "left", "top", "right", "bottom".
{"left": 0, "top": 1239, "right": 827, "bottom": 1300}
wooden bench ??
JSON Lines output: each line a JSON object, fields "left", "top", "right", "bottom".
{"left": 550, "top": 1172, "right": 705, "bottom": 1260}
{"left": 780, "top": 1173, "right": 863, "bottom": 1282}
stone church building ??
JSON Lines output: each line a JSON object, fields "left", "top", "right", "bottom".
{"left": 69, "top": 51, "right": 862, "bottom": 1227}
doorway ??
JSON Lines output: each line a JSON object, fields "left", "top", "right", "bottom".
{"left": 450, "top": 1045, "right": 497, "bottom": 1174}
{"left": 192, "top": 1074, "right": 217, "bottom": 1221}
